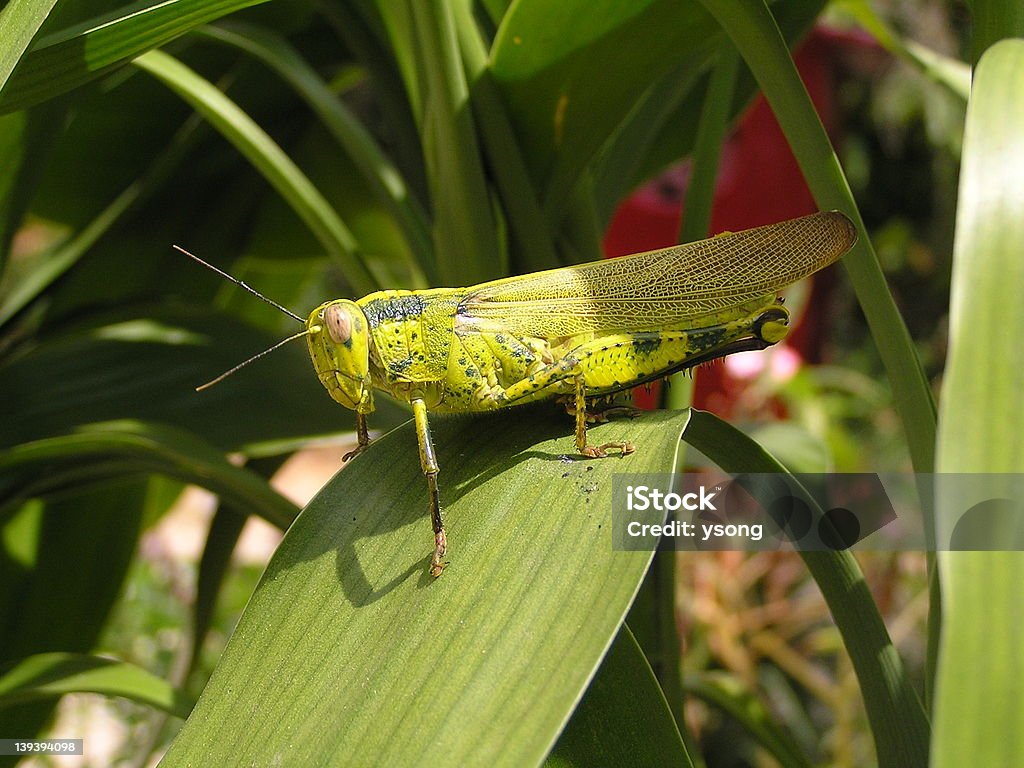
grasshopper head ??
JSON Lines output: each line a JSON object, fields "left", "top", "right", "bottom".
{"left": 307, "top": 300, "right": 371, "bottom": 410}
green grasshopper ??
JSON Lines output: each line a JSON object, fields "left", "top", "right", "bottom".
{"left": 181, "top": 210, "right": 856, "bottom": 577}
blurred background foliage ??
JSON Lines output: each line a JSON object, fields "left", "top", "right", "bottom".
{"left": 0, "top": 0, "right": 1020, "bottom": 766}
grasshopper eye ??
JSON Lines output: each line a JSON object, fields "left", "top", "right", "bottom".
{"left": 324, "top": 304, "right": 351, "bottom": 344}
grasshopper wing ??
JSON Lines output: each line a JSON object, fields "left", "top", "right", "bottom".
{"left": 455, "top": 211, "right": 856, "bottom": 339}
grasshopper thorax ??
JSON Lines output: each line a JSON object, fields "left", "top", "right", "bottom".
{"left": 307, "top": 299, "right": 371, "bottom": 410}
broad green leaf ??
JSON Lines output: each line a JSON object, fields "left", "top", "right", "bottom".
{"left": 0, "top": 306, "right": 402, "bottom": 453}
{"left": 162, "top": 409, "right": 691, "bottom": 767}
{"left": 0, "top": 652, "right": 190, "bottom": 718}
{"left": 625, "top": 551, "right": 688, "bottom": 740}
{"left": 0, "top": 420, "right": 298, "bottom": 530}
{"left": 0, "top": 0, "right": 273, "bottom": 114}
{"left": 696, "top": 0, "right": 936, "bottom": 477}
{"left": 933, "top": 38, "right": 1024, "bottom": 768}
{"left": 548, "top": 625, "right": 693, "bottom": 767}
{"left": 132, "top": 49, "right": 379, "bottom": 297}
{"left": 682, "top": 410, "right": 930, "bottom": 767}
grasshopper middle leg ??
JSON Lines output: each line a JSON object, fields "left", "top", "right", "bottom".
{"left": 412, "top": 396, "right": 447, "bottom": 577}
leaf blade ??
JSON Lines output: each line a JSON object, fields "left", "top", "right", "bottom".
{"left": 0, "top": 0, "right": 273, "bottom": 114}
{"left": 0, "top": 652, "right": 191, "bottom": 718}
{"left": 162, "top": 409, "right": 691, "bottom": 767}
{"left": 933, "top": 38, "right": 1024, "bottom": 768}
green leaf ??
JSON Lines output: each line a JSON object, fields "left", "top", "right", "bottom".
{"left": 132, "top": 49, "right": 379, "bottom": 296}
{"left": 0, "top": 0, "right": 274, "bottom": 114}
{"left": 409, "top": 1, "right": 502, "bottom": 284}
{"left": 195, "top": 22, "right": 435, "bottom": 282}
{"left": 0, "top": 306, "right": 401, "bottom": 453}
{"left": 0, "top": 478, "right": 146, "bottom": 746}
{"left": 695, "top": 0, "right": 937, "bottom": 476}
{"left": 682, "top": 410, "right": 930, "bottom": 767}
{"left": 162, "top": 408, "right": 691, "bottom": 767}
{"left": 548, "top": 624, "right": 693, "bottom": 767}
{"left": 678, "top": 46, "right": 739, "bottom": 243}
{"left": 932, "top": 38, "right": 1024, "bottom": 768}
{"left": 0, "top": 113, "right": 199, "bottom": 327}
{"left": 0, "top": 652, "right": 191, "bottom": 718}
{"left": 451, "top": 1, "right": 559, "bottom": 274}
{"left": 0, "top": 0, "right": 59, "bottom": 94}
{"left": 0, "top": 420, "right": 298, "bottom": 530}
{"left": 591, "top": 0, "right": 823, "bottom": 220}
{"left": 490, "top": 0, "right": 721, "bottom": 220}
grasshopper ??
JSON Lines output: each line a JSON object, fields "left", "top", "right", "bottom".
{"left": 181, "top": 210, "right": 856, "bottom": 577}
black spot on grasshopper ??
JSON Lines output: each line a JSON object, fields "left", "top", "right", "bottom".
{"left": 390, "top": 356, "right": 413, "bottom": 374}
{"left": 363, "top": 295, "right": 427, "bottom": 329}
{"left": 694, "top": 327, "right": 728, "bottom": 352}
{"left": 632, "top": 336, "right": 663, "bottom": 355}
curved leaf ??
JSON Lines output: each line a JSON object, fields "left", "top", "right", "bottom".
{"left": 696, "top": 0, "right": 937, "bottom": 475}
{"left": 132, "top": 49, "right": 378, "bottom": 296}
{"left": 0, "top": 0, "right": 273, "bottom": 114}
{"left": 0, "top": 478, "right": 147, "bottom": 744}
{"left": 0, "top": 420, "right": 298, "bottom": 529}
{"left": 490, "top": 0, "right": 720, "bottom": 219}
{"left": 0, "top": 652, "right": 190, "bottom": 718}
{"left": 0, "top": 306, "right": 399, "bottom": 454}
{"left": 195, "top": 22, "right": 434, "bottom": 281}
{"left": 162, "top": 408, "right": 691, "bottom": 767}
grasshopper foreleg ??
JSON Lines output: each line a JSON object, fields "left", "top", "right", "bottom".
{"left": 412, "top": 397, "right": 447, "bottom": 577}
{"left": 342, "top": 411, "right": 372, "bottom": 462}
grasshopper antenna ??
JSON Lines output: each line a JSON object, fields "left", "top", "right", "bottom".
{"left": 174, "top": 244, "right": 304, "bottom": 324}
{"left": 195, "top": 328, "right": 314, "bottom": 392}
